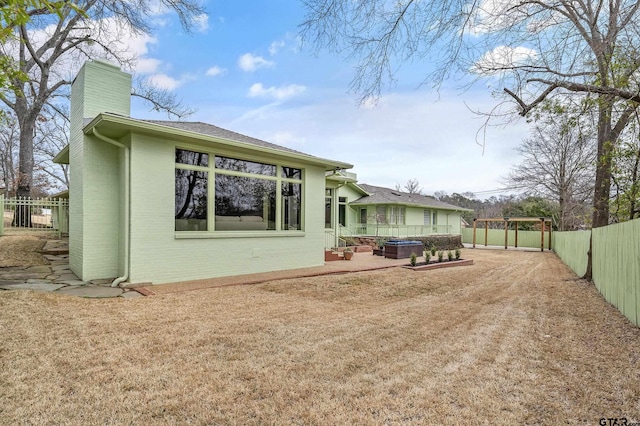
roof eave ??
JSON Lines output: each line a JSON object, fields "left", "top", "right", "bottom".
{"left": 84, "top": 113, "right": 354, "bottom": 171}
{"left": 349, "top": 200, "right": 472, "bottom": 211}
{"left": 53, "top": 144, "right": 69, "bottom": 165}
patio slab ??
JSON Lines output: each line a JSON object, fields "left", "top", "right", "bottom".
{"left": 56, "top": 286, "right": 123, "bottom": 298}
{"left": 140, "top": 252, "right": 417, "bottom": 295}
{"left": 0, "top": 283, "right": 66, "bottom": 292}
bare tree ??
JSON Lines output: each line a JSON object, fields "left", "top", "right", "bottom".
{"left": 0, "top": 0, "right": 204, "bottom": 199}
{"left": 299, "top": 0, "right": 640, "bottom": 231}
{"left": 505, "top": 108, "right": 595, "bottom": 230}
{"left": 0, "top": 111, "right": 63, "bottom": 196}
{"left": 404, "top": 178, "right": 422, "bottom": 194}
{"left": 395, "top": 178, "right": 422, "bottom": 194}
{"left": 1, "top": 1, "right": 73, "bottom": 95}
{"left": 0, "top": 114, "right": 18, "bottom": 195}
{"left": 34, "top": 104, "right": 70, "bottom": 192}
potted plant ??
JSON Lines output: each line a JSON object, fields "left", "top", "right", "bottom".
{"left": 373, "top": 238, "right": 386, "bottom": 256}
{"left": 343, "top": 247, "right": 354, "bottom": 260}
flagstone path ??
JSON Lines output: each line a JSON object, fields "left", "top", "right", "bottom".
{"left": 0, "top": 240, "right": 142, "bottom": 298}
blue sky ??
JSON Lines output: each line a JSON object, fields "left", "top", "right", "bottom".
{"left": 128, "top": 0, "right": 531, "bottom": 197}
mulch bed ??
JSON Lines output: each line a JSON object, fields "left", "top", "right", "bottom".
{"left": 402, "top": 258, "right": 474, "bottom": 271}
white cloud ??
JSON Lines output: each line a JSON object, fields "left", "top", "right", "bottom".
{"left": 146, "top": 73, "right": 189, "bottom": 90}
{"left": 269, "top": 40, "right": 285, "bottom": 56}
{"left": 468, "top": 0, "right": 528, "bottom": 35}
{"left": 135, "top": 57, "right": 162, "bottom": 74}
{"left": 247, "top": 83, "right": 306, "bottom": 100}
{"left": 9, "top": 16, "right": 162, "bottom": 87}
{"left": 193, "top": 13, "right": 209, "bottom": 33}
{"left": 213, "top": 90, "right": 530, "bottom": 196}
{"left": 205, "top": 66, "right": 226, "bottom": 77}
{"left": 472, "top": 46, "right": 537, "bottom": 75}
{"left": 238, "top": 53, "right": 274, "bottom": 72}
{"left": 360, "top": 96, "right": 378, "bottom": 110}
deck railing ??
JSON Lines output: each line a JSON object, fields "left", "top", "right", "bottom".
{"left": 325, "top": 229, "right": 347, "bottom": 250}
{"left": 343, "top": 223, "right": 453, "bottom": 238}
{"left": 1, "top": 195, "right": 69, "bottom": 237}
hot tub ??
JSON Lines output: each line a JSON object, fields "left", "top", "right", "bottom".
{"left": 384, "top": 240, "right": 423, "bottom": 259}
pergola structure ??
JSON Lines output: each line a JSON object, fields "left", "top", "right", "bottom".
{"left": 472, "top": 217, "right": 553, "bottom": 252}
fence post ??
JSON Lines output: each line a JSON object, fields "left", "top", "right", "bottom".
{"left": 0, "top": 194, "right": 4, "bottom": 236}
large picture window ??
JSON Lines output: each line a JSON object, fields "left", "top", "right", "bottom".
{"left": 175, "top": 149, "right": 303, "bottom": 232}
{"left": 215, "top": 175, "right": 276, "bottom": 231}
{"left": 175, "top": 169, "right": 208, "bottom": 231}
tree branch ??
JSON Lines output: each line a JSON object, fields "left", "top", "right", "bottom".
{"left": 504, "top": 84, "right": 560, "bottom": 116}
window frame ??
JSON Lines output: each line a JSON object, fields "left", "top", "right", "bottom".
{"left": 338, "top": 196, "right": 347, "bottom": 227}
{"left": 325, "top": 189, "right": 333, "bottom": 229}
{"left": 175, "top": 146, "right": 305, "bottom": 237}
{"left": 389, "top": 206, "right": 405, "bottom": 225}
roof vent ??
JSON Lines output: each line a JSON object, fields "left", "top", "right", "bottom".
{"left": 391, "top": 191, "right": 402, "bottom": 196}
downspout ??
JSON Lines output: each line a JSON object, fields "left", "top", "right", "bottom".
{"left": 91, "top": 127, "right": 130, "bottom": 287}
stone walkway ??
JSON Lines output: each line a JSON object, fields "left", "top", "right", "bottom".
{"left": 0, "top": 240, "right": 143, "bottom": 299}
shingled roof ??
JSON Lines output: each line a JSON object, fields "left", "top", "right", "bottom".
{"left": 351, "top": 183, "right": 471, "bottom": 211}
{"left": 142, "top": 120, "right": 305, "bottom": 156}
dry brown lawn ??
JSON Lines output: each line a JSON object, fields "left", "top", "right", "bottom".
{"left": 0, "top": 234, "right": 51, "bottom": 267}
{"left": 1, "top": 249, "right": 640, "bottom": 424}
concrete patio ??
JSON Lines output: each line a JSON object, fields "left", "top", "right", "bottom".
{"left": 1, "top": 239, "right": 467, "bottom": 298}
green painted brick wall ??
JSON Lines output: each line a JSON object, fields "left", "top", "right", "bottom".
{"left": 127, "top": 134, "right": 328, "bottom": 284}
{"left": 69, "top": 60, "right": 131, "bottom": 281}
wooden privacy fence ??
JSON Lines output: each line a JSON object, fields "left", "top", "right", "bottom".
{"left": 0, "top": 195, "right": 69, "bottom": 237}
{"left": 461, "top": 227, "right": 552, "bottom": 250}
{"left": 470, "top": 217, "right": 552, "bottom": 251}
{"left": 553, "top": 218, "right": 640, "bottom": 327}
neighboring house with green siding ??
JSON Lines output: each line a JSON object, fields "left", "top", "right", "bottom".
{"left": 324, "top": 177, "right": 471, "bottom": 241}
{"left": 54, "top": 60, "right": 352, "bottom": 285}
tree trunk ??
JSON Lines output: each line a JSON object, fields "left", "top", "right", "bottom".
{"left": 16, "top": 122, "right": 34, "bottom": 198}
{"left": 584, "top": 99, "right": 615, "bottom": 281}
{"left": 13, "top": 102, "right": 36, "bottom": 227}
{"left": 558, "top": 192, "right": 566, "bottom": 231}
{"left": 583, "top": 233, "right": 593, "bottom": 281}
{"left": 591, "top": 101, "right": 614, "bottom": 229}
